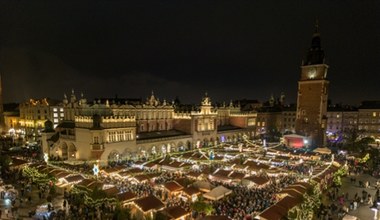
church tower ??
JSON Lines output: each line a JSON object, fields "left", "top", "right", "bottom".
{"left": 295, "top": 20, "right": 329, "bottom": 147}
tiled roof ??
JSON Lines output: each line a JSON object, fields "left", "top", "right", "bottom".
{"left": 163, "top": 181, "right": 184, "bottom": 192}
{"left": 134, "top": 195, "right": 165, "bottom": 212}
{"left": 117, "top": 191, "right": 136, "bottom": 202}
{"left": 243, "top": 176, "right": 270, "bottom": 186}
{"left": 103, "top": 187, "right": 120, "bottom": 197}
{"left": 64, "top": 174, "right": 84, "bottom": 183}
{"left": 182, "top": 186, "right": 201, "bottom": 197}
{"left": 162, "top": 206, "right": 190, "bottom": 219}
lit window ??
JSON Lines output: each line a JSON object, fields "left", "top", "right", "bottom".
{"left": 60, "top": 108, "right": 64, "bottom": 112}
{"left": 53, "top": 108, "right": 57, "bottom": 112}
{"left": 53, "top": 119, "right": 58, "bottom": 123}
{"left": 60, "top": 113, "right": 64, "bottom": 117}
{"left": 373, "top": 112, "right": 377, "bottom": 117}
{"left": 336, "top": 114, "right": 340, "bottom": 118}
{"left": 53, "top": 113, "right": 58, "bottom": 117}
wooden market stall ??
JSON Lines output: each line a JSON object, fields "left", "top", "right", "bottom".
{"left": 203, "top": 185, "right": 232, "bottom": 201}
{"left": 132, "top": 195, "right": 165, "bottom": 219}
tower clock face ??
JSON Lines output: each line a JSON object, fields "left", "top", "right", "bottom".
{"left": 308, "top": 67, "right": 317, "bottom": 79}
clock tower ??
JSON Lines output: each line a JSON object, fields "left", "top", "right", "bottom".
{"left": 295, "top": 20, "right": 329, "bottom": 147}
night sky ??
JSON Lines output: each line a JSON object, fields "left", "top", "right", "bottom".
{"left": 0, "top": 1, "right": 379, "bottom": 105}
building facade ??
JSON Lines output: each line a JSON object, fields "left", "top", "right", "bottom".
{"left": 42, "top": 92, "right": 257, "bottom": 163}
{"left": 19, "top": 98, "right": 64, "bottom": 140}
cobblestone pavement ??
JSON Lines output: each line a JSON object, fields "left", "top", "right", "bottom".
{"left": 322, "top": 173, "right": 379, "bottom": 220}
{"left": 1, "top": 182, "right": 65, "bottom": 220}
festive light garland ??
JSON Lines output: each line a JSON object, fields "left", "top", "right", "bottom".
{"left": 70, "top": 186, "right": 117, "bottom": 206}
{"left": 242, "top": 134, "right": 282, "bottom": 150}
{"left": 358, "top": 153, "right": 370, "bottom": 163}
{"left": 22, "top": 166, "right": 56, "bottom": 184}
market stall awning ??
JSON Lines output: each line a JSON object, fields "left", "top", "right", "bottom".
{"left": 159, "top": 206, "right": 191, "bottom": 220}
{"left": 103, "top": 186, "right": 120, "bottom": 197}
{"left": 163, "top": 181, "right": 183, "bottom": 193}
{"left": 313, "top": 147, "right": 332, "bottom": 154}
{"left": 243, "top": 176, "right": 270, "bottom": 186}
{"left": 64, "top": 174, "right": 84, "bottom": 184}
{"left": 117, "top": 191, "right": 136, "bottom": 203}
{"left": 133, "top": 195, "right": 165, "bottom": 213}
{"left": 203, "top": 185, "right": 232, "bottom": 201}
{"left": 193, "top": 180, "right": 215, "bottom": 193}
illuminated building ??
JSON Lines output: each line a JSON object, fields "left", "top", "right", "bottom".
{"left": 19, "top": 98, "right": 64, "bottom": 140}
{"left": 42, "top": 91, "right": 257, "bottom": 163}
{"left": 357, "top": 101, "right": 380, "bottom": 138}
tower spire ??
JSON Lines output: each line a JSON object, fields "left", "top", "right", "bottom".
{"left": 314, "top": 18, "right": 319, "bottom": 35}
{"left": 305, "top": 19, "right": 325, "bottom": 65}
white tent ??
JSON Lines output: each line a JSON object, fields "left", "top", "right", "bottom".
{"left": 313, "top": 147, "right": 332, "bottom": 155}
{"left": 283, "top": 134, "right": 306, "bottom": 139}
{"left": 203, "top": 185, "right": 232, "bottom": 201}
{"left": 342, "top": 214, "right": 357, "bottom": 220}
{"left": 193, "top": 180, "right": 215, "bottom": 192}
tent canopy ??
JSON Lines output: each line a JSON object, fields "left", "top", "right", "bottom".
{"left": 193, "top": 180, "right": 215, "bottom": 192}
{"left": 313, "top": 147, "right": 331, "bottom": 154}
{"left": 342, "top": 215, "right": 357, "bottom": 220}
{"left": 283, "top": 134, "right": 306, "bottom": 139}
{"left": 203, "top": 185, "right": 232, "bottom": 201}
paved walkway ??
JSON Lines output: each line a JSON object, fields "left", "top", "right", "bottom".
{"left": 343, "top": 173, "right": 378, "bottom": 220}
{"left": 322, "top": 173, "right": 379, "bottom": 220}
{"left": 1, "top": 183, "right": 65, "bottom": 220}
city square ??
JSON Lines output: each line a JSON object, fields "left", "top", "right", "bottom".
{"left": 0, "top": 1, "right": 380, "bottom": 220}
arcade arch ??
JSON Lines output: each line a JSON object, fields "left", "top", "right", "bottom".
{"left": 68, "top": 143, "right": 77, "bottom": 159}
{"left": 61, "top": 142, "right": 68, "bottom": 160}
{"left": 108, "top": 150, "right": 121, "bottom": 162}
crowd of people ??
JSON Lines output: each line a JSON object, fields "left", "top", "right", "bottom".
{"left": 0, "top": 143, "right": 359, "bottom": 220}
{"left": 211, "top": 174, "right": 298, "bottom": 219}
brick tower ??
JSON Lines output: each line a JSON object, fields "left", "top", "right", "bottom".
{"left": 295, "top": 20, "right": 329, "bottom": 147}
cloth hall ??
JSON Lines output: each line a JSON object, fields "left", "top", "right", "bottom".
{"left": 41, "top": 92, "right": 257, "bottom": 163}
